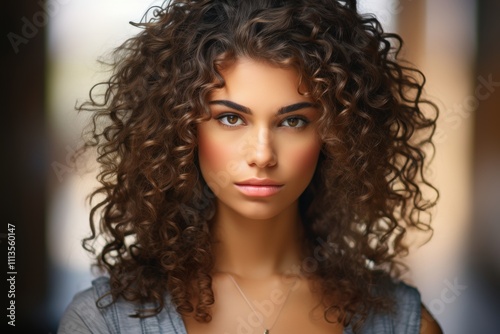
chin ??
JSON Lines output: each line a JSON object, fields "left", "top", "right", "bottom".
{"left": 231, "top": 201, "right": 293, "bottom": 221}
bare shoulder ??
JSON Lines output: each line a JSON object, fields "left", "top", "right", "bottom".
{"left": 420, "top": 303, "right": 443, "bottom": 334}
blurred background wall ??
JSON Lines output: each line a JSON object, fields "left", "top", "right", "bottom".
{"left": 3, "top": 1, "right": 48, "bottom": 332}
{"left": 3, "top": 0, "right": 499, "bottom": 333}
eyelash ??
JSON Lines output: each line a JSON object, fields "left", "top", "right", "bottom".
{"left": 216, "top": 113, "right": 310, "bottom": 129}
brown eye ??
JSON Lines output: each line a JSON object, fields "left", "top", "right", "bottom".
{"left": 287, "top": 118, "right": 299, "bottom": 127}
{"left": 227, "top": 115, "right": 239, "bottom": 124}
{"left": 217, "top": 114, "right": 244, "bottom": 127}
{"left": 281, "top": 117, "right": 307, "bottom": 128}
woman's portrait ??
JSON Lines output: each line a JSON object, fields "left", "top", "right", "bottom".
{"left": 59, "top": 0, "right": 443, "bottom": 332}
{"left": 5, "top": 0, "right": 500, "bottom": 333}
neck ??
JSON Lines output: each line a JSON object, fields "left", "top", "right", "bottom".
{"left": 211, "top": 201, "right": 304, "bottom": 279}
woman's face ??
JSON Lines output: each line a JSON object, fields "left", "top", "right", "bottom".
{"left": 197, "top": 57, "right": 322, "bottom": 220}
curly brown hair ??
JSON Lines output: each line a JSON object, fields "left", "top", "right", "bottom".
{"left": 77, "top": 0, "right": 438, "bottom": 331}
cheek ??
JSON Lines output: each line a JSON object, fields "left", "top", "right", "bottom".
{"left": 295, "top": 149, "right": 320, "bottom": 178}
{"left": 198, "top": 127, "right": 224, "bottom": 172}
{"left": 198, "top": 126, "right": 242, "bottom": 184}
{"left": 282, "top": 137, "right": 321, "bottom": 176}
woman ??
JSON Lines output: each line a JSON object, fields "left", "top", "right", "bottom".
{"left": 58, "top": 0, "right": 442, "bottom": 333}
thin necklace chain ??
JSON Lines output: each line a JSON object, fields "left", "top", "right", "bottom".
{"left": 227, "top": 273, "right": 294, "bottom": 334}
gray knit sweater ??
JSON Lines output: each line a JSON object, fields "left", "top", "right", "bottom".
{"left": 57, "top": 276, "right": 421, "bottom": 334}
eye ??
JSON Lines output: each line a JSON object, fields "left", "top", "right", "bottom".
{"left": 217, "top": 114, "right": 245, "bottom": 127}
{"left": 280, "top": 117, "right": 308, "bottom": 128}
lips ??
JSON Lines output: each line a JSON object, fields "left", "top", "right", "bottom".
{"left": 235, "top": 178, "right": 282, "bottom": 186}
{"left": 234, "top": 178, "right": 283, "bottom": 197}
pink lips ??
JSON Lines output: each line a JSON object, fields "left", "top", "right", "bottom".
{"left": 234, "top": 178, "right": 283, "bottom": 197}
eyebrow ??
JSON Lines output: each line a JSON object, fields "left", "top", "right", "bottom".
{"left": 209, "top": 100, "right": 315, "bottom": 115}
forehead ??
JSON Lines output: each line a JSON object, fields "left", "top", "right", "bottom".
{"left": 210, "top": 57, "right": 311, "bottom": 106}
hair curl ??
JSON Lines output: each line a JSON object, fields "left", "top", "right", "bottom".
{"left": 77, "top": 0, "right": 438, "bottom": 331}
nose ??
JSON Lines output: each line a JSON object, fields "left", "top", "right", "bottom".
{"left": 244, "top": 127, "right": 277, "bottom": 168}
